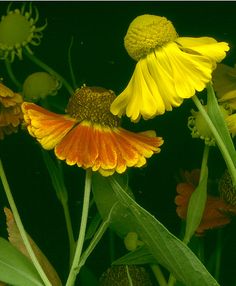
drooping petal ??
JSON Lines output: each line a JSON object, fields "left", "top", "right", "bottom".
{"left": 164, "top": 42, "right": 213, "bottom": 98}
{"left": 55, "top": 120, "right": 163, "bottom": 176}
{"left": 110, "top": 59, "right": 160, "bottom": 122}
{"left": 22, "top": 102, "right": 77, "bottom": 149}
{"left": 176, "top": 37, "right": 229, "bottom": 63}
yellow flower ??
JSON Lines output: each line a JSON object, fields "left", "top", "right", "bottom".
{"left": 0, "top": 3, "right": 47, "bottom": 62}
{"left": 188, "top": 105, "right": 230, "bottom": 145}
{"left": 0, "top": 83, "right": 23, "bottom": 140}
{"left": 22, "top": 86, "right": 163, "bottom": 176}
{"left": 212, "top": 63, "right": 236, "bottom": 136}
{"left": 212, "top": 63, "right": 236, "bottom": 110}
{"left": 110, "top": 14, "right": 229, "bottom": 122}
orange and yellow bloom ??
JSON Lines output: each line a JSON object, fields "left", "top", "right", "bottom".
{"left": 0, "top": 83, "right": 23, "bottom": 140}
{"left": 22, "top": 86, "right": 163, "bottom": 176}
{"left": 110, "top": 14, "right": 229, "bottom": 122}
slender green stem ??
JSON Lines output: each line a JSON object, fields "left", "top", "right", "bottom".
{"left": 23, "top": 49, "right": 74, "bottom": 95}
{"left": 4, "top": 60, "right": 22, "bottom": 90}
{"left": 126, "top": 265, "right": 134, "bottom": 286}
{"left": 167, "top": 274, "right": 176, "bottom": 286}
{"left": 61, "top": 201, "right": 76, "bottom": 266}
{"left": 68, "top": 37, "right": 77, "bottom": 89}
{"left": 214, "top": 229, "right": 223, "bottom": 281}
{"left": 78, "top": 202, "right": 118, "bottom": 271}
{"left": 0, "top": 159, "right": 52, "bottom": 286}
{"left": 65, "top": 169, "right": 92, "bottom": 286}
{"left": 199, "top": 144, "right": 210, "bottom": 183}
{"left": 192, "top": 95, "right": 236, "bottom": 185}
{"left": 151, "top": 264, "right": 168, "bottom": 286}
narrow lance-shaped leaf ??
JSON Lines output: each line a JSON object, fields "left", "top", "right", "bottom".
{"left": 92, "top": 173, "right": 220, "bottom": 286}
{"left": 207, "top": 84, "right": 236, "bottom": 188}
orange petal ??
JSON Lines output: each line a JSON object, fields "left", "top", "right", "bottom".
{"left": 22, "top": 102, "right": 77, "bottom": 150}
{"left": 55, "top": 121, "right": 99, "bottom": 167}
{"left": 55, "top": 121, "right": 163, "bottom": 176}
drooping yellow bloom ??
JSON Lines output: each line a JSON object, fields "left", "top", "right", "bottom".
{"left": 110, "top": 14, "right": 229, "bottom": 122}
{"left": 0, "top": 83, "right": 23, "bottom": 139}
{"left": 22, "top": 86, "right": 163, "bottom": 176}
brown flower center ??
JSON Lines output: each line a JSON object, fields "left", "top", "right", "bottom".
{"left": 66, "top": 86, "right": 120, "bottom": 127}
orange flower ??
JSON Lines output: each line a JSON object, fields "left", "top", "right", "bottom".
{"left": 22, "top": 86, "right": 163, "bottom": 176}
{"left": 0, "top": 83, "right": 23, "bottom": 140}
{"left": 175, "top": 169, "right": 236, "bottom": 235}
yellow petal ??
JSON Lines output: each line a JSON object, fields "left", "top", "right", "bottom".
{"left": 176, "top": 37, "right": 229, "bottom": 63}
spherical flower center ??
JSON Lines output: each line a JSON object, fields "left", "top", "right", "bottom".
{"left": 219, "top": 170, "right": 236, "bottom": 206}
{"left": 66, "top": 86, "right": 120, "bottom": 127}
{"left": 0, "top": 12, "right": 31, "bottom": 45}
{"left": 124, "top": 14, "right": 178, "bottom": 61}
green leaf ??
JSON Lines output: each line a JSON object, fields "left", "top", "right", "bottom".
{"left": 92, "top": 173, "right": 220, "bottom": 286}
{"left": 184, "top": 169, "right": 208, "bottom": 243}
{"left": 207, "top": 84, "right": 236, "bottom": 187}
{"left": 113, "top": 246, "right": 156, "bottom": 265}
{"left": 207, "top": 84, "right": 236, "bottom": 162}
{"left": 0, "top": 238, "right": 44, "bottom": 286}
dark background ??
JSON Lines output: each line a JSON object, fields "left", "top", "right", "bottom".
{"left": 0, "top": 1, "right": 236, "bottom": 285}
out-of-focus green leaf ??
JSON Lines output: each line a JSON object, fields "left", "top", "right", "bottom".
{"left": 92, "top": 173, "right": 220, "bottom": 286}
{"left": 0, "top": 238, "right": 44, "bottom": 286}
{"left": 207, "top": 84, "right": 236, "bottom": 187}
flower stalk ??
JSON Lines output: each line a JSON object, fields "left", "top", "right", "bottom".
{"left": 65, "top": 169, "right": 92, "bottom": 286}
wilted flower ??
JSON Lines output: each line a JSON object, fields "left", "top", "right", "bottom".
{"left": 0, "top": 83, "right": 23, "bottom": 140}
{"left": 110, "top": 14, "right": 229, "bottom": 122}
{"left": 22, "top": 86, "right": 163, "bottom": 176}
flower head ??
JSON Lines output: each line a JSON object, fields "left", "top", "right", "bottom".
{"left": 110, "top": 14, "right": 229, "bottom": 122}
{"left": 22, "top": 86, "right": 163, "bottom": 176}
{"left": 0, "top": 3, "right": 47, "bottom": 62}
{"left": 175, "top": 169, "right": 236, "bottom": 235}
{"left": 0, "top": 83, "right": 23, "bottom": 140}
{"left": 187, "top": 104, "right": 230, "bottom": 145}
{"left": 23, "top": 72, "right": 61, "bottom": 101}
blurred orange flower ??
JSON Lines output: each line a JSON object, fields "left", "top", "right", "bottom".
{"left": 0, "top": 83, "right": 23, "bottom": 140}
{"left": 22, "top": 86, "right": 163, "bottom": 176}
{"left": 175, "top": 169, "right": 236, "bottom": 235}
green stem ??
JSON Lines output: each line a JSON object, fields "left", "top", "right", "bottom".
{"left": 61, "top": 200, "right": 76, "bottom": 266}
{"left": 23, "top": 49, "right": 74, "bottom": 95}
{"left": 151, "top": 264, "right": 168, "bottom": 286}
{"left": 214, "top": 229, "right": 223, "bottom": 281}
{"left": 68, "top": 37, "right": 77, "bottom": 89}
{"left": 167, "top": 274, "right": 176, "bottom": 286}
{"left": 78, "top": 202, "right": 117, "bottom": 271}
{"left": 4, "top": 60, "right": 22, "bottom": 90}
{"left": 65, "top": 169, "right": 92, "bottom": 286}
{"left": 0, "top": 160, "right": 52, "bottom": 286}
{"left": 192, "top": 95, "right": 236, "bottom": 186}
